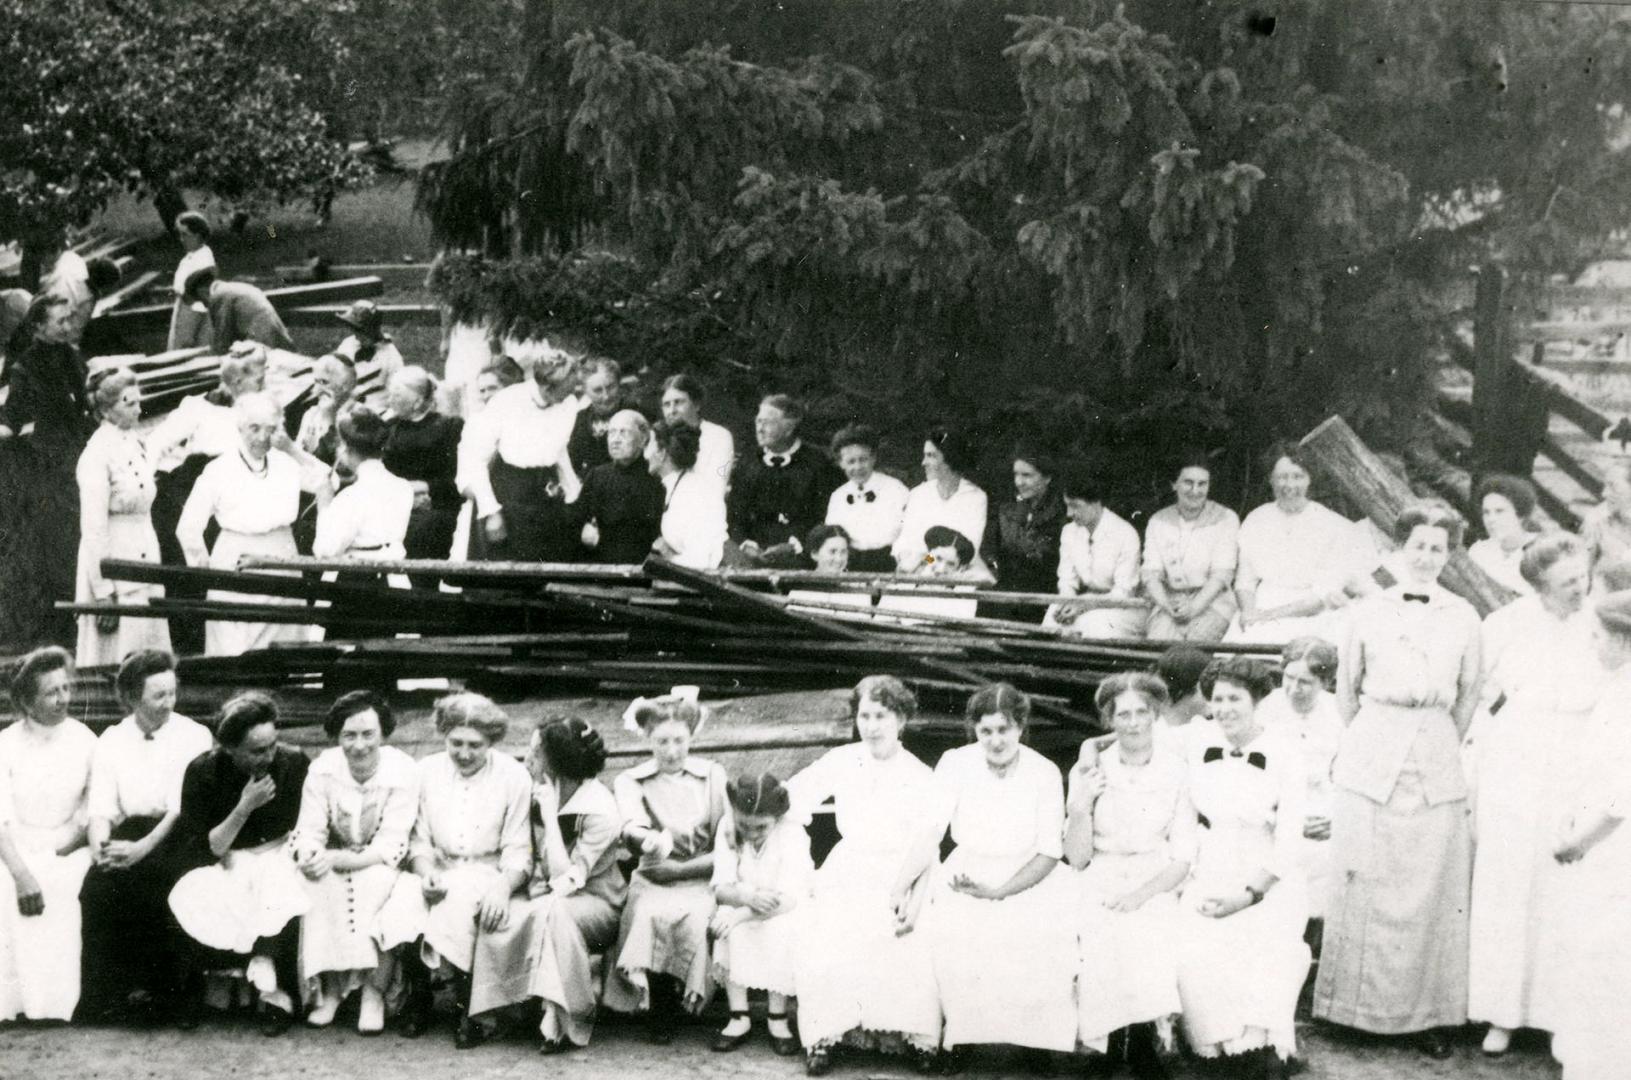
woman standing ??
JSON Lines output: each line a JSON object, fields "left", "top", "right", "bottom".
{"left": 1547, "top": 591, "right": 1631, "bottom": 1080}
{"left": 74, "top": 368, "right": 171, "bottom": 666}
{"left": 824, "top": 425, "right": 909, "bottom": 573}
{"left": 1066, "top": 672, "right": 1195, "bottom": 1080}
{"left": 603, "top": 696, "right": 729, "bottom": 1041}
{"left": 176, "top": 392, "right": 315, "bottom": 656}
{"left": 1141, "top": 453, "right": 1239, "bottom": 643}
{"left": 0, "top": 295, "right": 95, "bottom": 647}
{"left": 1313, "top": 501, "right": 1482, "bottom": 1060}
{"left": 289, "top": 691, "right": 420, "bottom": 1035}
{"left": 468, "top": 717, "right": 625, "bottom": 1054}
{"left": 983, "top": 448, "right": 1066, "bottom": 619}
{"left": 647, "top": 420, "right": 727, "bottom": 570}
{"left": 572, "top": 409, "right": 664, "bottom": 564}
{"left": 78, "top": 649, "right": 212, "bottom": 1023}
{"left": 660, "top": 374, "right": 735, "bottom": 493}
{"left": 0, "top": 647, "right": 97, "bottom": 1022}
{"left": 1232, "top": 444, "right": 1362, "bottom": 644}
{"left": 1176, "top": 659, "right": 1310, "bottom": 1074}
{"left": 1466, "top": 474, "right": 1541, "bottom": 599}
{"left": 893, "top": 427, "right": 988, "bottom": 572}
{"left": 381, "top": 367, "right": 465, "bottom": 567}
{"left": 790, "top": 676, "right": 940, "bottom": 1075}
{"left": 1468, "top": 533, "right": 1598, "bottom": 1055}
{"left": 390, "top": 693, "right": 531, "bottom": 1048}
{"left": 1254, "top": 637, "right": 1343, "bottom": 921}
{"left": 167, "top": 212, "right": 215, "bottom": 351}
{"left": 894, "top": 683, "right": 1076, "bottom": 1066}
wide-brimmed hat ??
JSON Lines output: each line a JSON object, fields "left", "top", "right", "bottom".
{"left": 335, "top": 299, "right": 385, "bottom": 338}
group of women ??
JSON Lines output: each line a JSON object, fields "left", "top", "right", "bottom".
{"left": 1, "top": 492, "right": 1628, "bottom": 1080}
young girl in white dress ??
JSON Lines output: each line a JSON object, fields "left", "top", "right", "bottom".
{"left": 790, "top": 676, "right": 940, "bottom": 1076}
{"left": 709, "top": 773, "right": 811, "bottom": 1058}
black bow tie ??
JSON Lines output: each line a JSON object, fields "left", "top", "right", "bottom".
{"left": 1203, "top": 746, "right": 1266, "bottom": 769}
{"left": 764, "top": 453, "right": 790, "bottom": 468}
{"left": 1402, "top": 593, "right": 1431, "bottom": 604}
{"left": 846, "top": 489, "right": 877, "bottom": 505}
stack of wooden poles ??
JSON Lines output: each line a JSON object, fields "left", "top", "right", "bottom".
{"left": 65, "top": 556, "right": 1284, "bottom": 734}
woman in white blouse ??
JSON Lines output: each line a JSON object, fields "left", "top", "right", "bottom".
{"left": 1047, "top": 464, "right": 1146, "bottom": 639}
{"left": 1141, "top": 453, "right": 1239, "bottom": 643}
{"left": 824, "top": 425, "right": 909, "bottom": 572}
{"left": 893, "top": 683, "right": 1076, "bottom": 1069}
{"left": 0, "top": 647, "right": 97, "bottom": 1022}
{"left": 1066, "top": 672, "right": 1195, "bottom": 1078}
{"left": 790, "top": 676, "right": 939, "bottom": 1075}
{"left": 75, "top": 367, "right": 172, "bottom": 666}
{"left": 176, "top": 392, "right": 317, "bottom": 656}
{"left": 647, "top": 420, "right": 727, "bottom": 570}
{"left": 166, "top": 212, "right": 215, "bottom": 351}
{"left": 660, "top": 374, "right": 735, "bottom": 493}
{"left": 289, "top": 691, "right": 420, "bottom": 1034}
{"left": 892, "top": 427, "right": 988, "bottom": 572}
{"left": 1231, "top": 443, "right": 1364, "bottom": 645}
{"left": 1177, "top": 658, "right": 1310, "bottom": 1073}
{"left": 1467, "top": 473, "right": 1541, "bottom": 600}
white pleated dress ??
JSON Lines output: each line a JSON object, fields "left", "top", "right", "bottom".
{"left": 710, "top": 817, "right": 812, "bottom": 996}
{"left": 923, "top": 744, "right": 1076, "bottom": 1052}
{"left": 0, "top": 718, "right": 96, "bottom": 1021}
{"left": 789, "top": 743, "right": 941, "bottom": 1052}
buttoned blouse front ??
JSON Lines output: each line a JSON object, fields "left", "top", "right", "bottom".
{"left": 788, "top": 742, "right": 934, "bottom": 854}
{"left": 613, "top": 757, "right": 727, "bottom": 861}
{"left": 410, "top": 751, "right": 532, "bottom": 875}
{"left": 456, "top": 383, "right": 582, "bottom": 518}
{"left": 1186, "top": 725, "right": 1305, "bottom": 883}
{"left": 1058, "top": 508, "right": 1141, "bottom": 597}
{"left": 293, "top": 745, "right": 419, "bottom": 867}
{"left": 0, "top": 719, "right": 96, "bottom": 848}
{"left": 826, "top": 472, "right": 911, "bottom": 553}
{"left": 925, "top": 744, "right": 1064, "bottom": 861}
{"left": 312, "top": 458, "right": 414, "bottom": 559}
{"left": 1141, "top": 501, "right": 1239, "bottom": 592}
{"left": 1088, "top": 740, "right": 1196, "bottom": 863}
{"left": 1341, "top": 586, "right": 1480, "bottom": 710}
{"left": 87, "top": 712, "right": 212, "bottom": 825}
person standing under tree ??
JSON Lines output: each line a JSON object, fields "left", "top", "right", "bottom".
{"left": 728, "top": 394, "right": 843, "bottom": 568}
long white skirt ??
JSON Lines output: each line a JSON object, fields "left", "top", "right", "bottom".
{"left": 714, "top": 909, "right": 800, "bottom": 997}
{"left": 205, "top": 527, "right": 320, "bottom": 657}
{"left": 1176, "top": 866, "right": 1309, "bottom": 1058}
{"left": 602, "top": 876, "right": 715, "bottom": 1013}
{"left": 1046, "top": 603, "right": 1148, "bottom": 640}
{"left": 299, "top": 863, "right": 419, "bottom": 999}
{"left": 1548, "top": 828, "right": 1631, "bottom": 1080}
{"left": 169, "top": 839, "right": 310, "bottom": 955}
{"left": 794, "top": 843, "right": 940, "bottom": 1050}
{"left": 927, "top": 850, "right": 1076, "bottom": 1052}
{"left": 372, "top": 862, "right": 502, "bottom": 974}
{"left": 469, "top": 891, "right": 619, "bottom": 1044}
{"left": 0, "top": 835, "right": 92, "bottom": 1021}
{"left": 76, "top": 514, "right": 172, "bottom": 668}
{"left": 1074, "top": 851, "right": 1183, "bottom": 1052}
{"left": 1468, "top": 704, "right": 1587, "bottom": 1032}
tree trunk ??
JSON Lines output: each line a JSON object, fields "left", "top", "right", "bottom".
{"left": 1299, "top": 414, "right": 1515, "bottom": 616}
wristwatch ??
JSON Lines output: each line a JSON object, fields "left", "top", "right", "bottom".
{"left": 1245, "top": 885, "right": 1266, "bottom": 906}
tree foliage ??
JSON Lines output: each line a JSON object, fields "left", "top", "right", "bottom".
{"left": 0, "top": 0, "right": 366, "bottom": 271}
{"left": 421, "top": 0, "right": 1631, "bottom": 508}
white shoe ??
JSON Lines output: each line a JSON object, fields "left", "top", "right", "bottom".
{"left": 1483, "top": 1026, "right": 1513, "bottom": 1056}
{"left": 357, "top": 988, "right": 385, "bottom": 1034}
{"left": 307, "top": 995, "right": 340, "bottom": 1028}
{"left": 245, "top": 956, "right": 278, "bottom": 995}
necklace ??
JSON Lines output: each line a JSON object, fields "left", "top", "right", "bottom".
{"left": 239, "top": 450, "right": 269, "bottom": 477}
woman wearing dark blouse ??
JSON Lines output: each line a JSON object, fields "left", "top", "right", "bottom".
{"left": 572, "top": 409, "right": 664, "bottom": 564}
{"left": 982, "top": 447, "right": 1067, "bottom": 622}
{"left": 382, "top": 367, "right": 464, "bottom": 573}
{"left": 0, "top": 294, "right": 95, "bottom": 646}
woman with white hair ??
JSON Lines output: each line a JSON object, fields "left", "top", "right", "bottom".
{"left": 382, "top": 366, "right": 465, "bottom": 567}
{"left": 571, "top": 408, "right": 664, "bottom": 563}
{"left": 75, "top": 366, "right": 171, "bottom": 665}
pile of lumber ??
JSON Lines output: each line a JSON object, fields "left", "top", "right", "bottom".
{"left": 64, "top": 556, "right": 1285, "bottom": 735}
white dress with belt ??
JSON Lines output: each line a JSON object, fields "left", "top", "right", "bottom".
{"left": 75, "top": 423, "right": 172, "bottom": 666}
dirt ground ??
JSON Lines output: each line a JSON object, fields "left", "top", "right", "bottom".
{"left": 0, "top": 1016, "right": 1563, "bottom": 1080}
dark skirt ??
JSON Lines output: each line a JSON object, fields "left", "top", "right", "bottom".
{"left": 78, "top": 817, "right": 194, "bottom": 1015}
{"left": 470, "top": 460, "right": 575, "bottom": 562}
{"left": 0, "top": 436, "right": 81, "bottom": 649}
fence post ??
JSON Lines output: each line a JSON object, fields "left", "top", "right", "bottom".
{"left": 1471, "top": 263, "right": 1547, "bottom": 479}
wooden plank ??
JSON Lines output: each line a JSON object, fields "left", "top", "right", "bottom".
{"left": 94, "top": 277, "right": 385, "bottom": 332}
{"left": 281, "top": 303, "right": 442, "bottom": 328}
{"left": 1530, "top": 358, "right": 1631, "bottom": 378}
{"left": 1533, "top": 479, "right": 1583, "bottom": 532}
{"left": 1517, "top": 320, "right": 1631, "bottom": 342}
{"left": 275, "top": 263, "right": 431, "bottom": 288}
{"left": 240, "top": 555, "right": 650, "bottom": 584}
{"left": 93, "top": 271, "right": 160, "bottom": 317}
{"left": 1538, "top": 435, "right": 1605, "bottom": 498}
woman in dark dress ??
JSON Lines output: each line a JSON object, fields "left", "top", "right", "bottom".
{"left": 572, "top": 409, "right": 664, "bottom": 564}
{"left": 382, "top": 367, "right": 464, "bottom": 580}
{"left": 0, "top": 294, "right": 95, "bottom": 648}
{"left": 982, "top": 447, "right": 1066, "bottom": 622}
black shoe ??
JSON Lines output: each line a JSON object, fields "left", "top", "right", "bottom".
{"left": 454, "top": 1015, "right": 490, "bottom": 1050}
{"left": 1024, "top": 1048, "right": 1059, "bottom": 1076}
{"left": 173, "top": 1004, "right": 202, "bottom": 1032}
{"left": 1081, "top": 1050, "right": 1119, "bottom": 1078}
{"left": 1126, "top": 1022, "right": 1169, "bottom": 1080}
{"left": 912, "top": 1047, "right": 939, "bottom": 1075}
{"left": 940, "top": 1046, "right": 973, "bottom": 1075}
{"left": 712, "top": 1011, "right": 752, "bottom": 1052}
{"left": 258, "top": 1007, "right": 294, "bottom": 1038}
{"left": 1415, "top": 1030, "right": 1453, "bottom": 1060}
{"left": 768, "top": 1012, "right": 801, "bottom": 1057}
{"left": 538, "top": 1036, "right": 570, "bottom": 1055}
{"left": 806, "top": 1047, "right": 833, "bottom": 1076}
